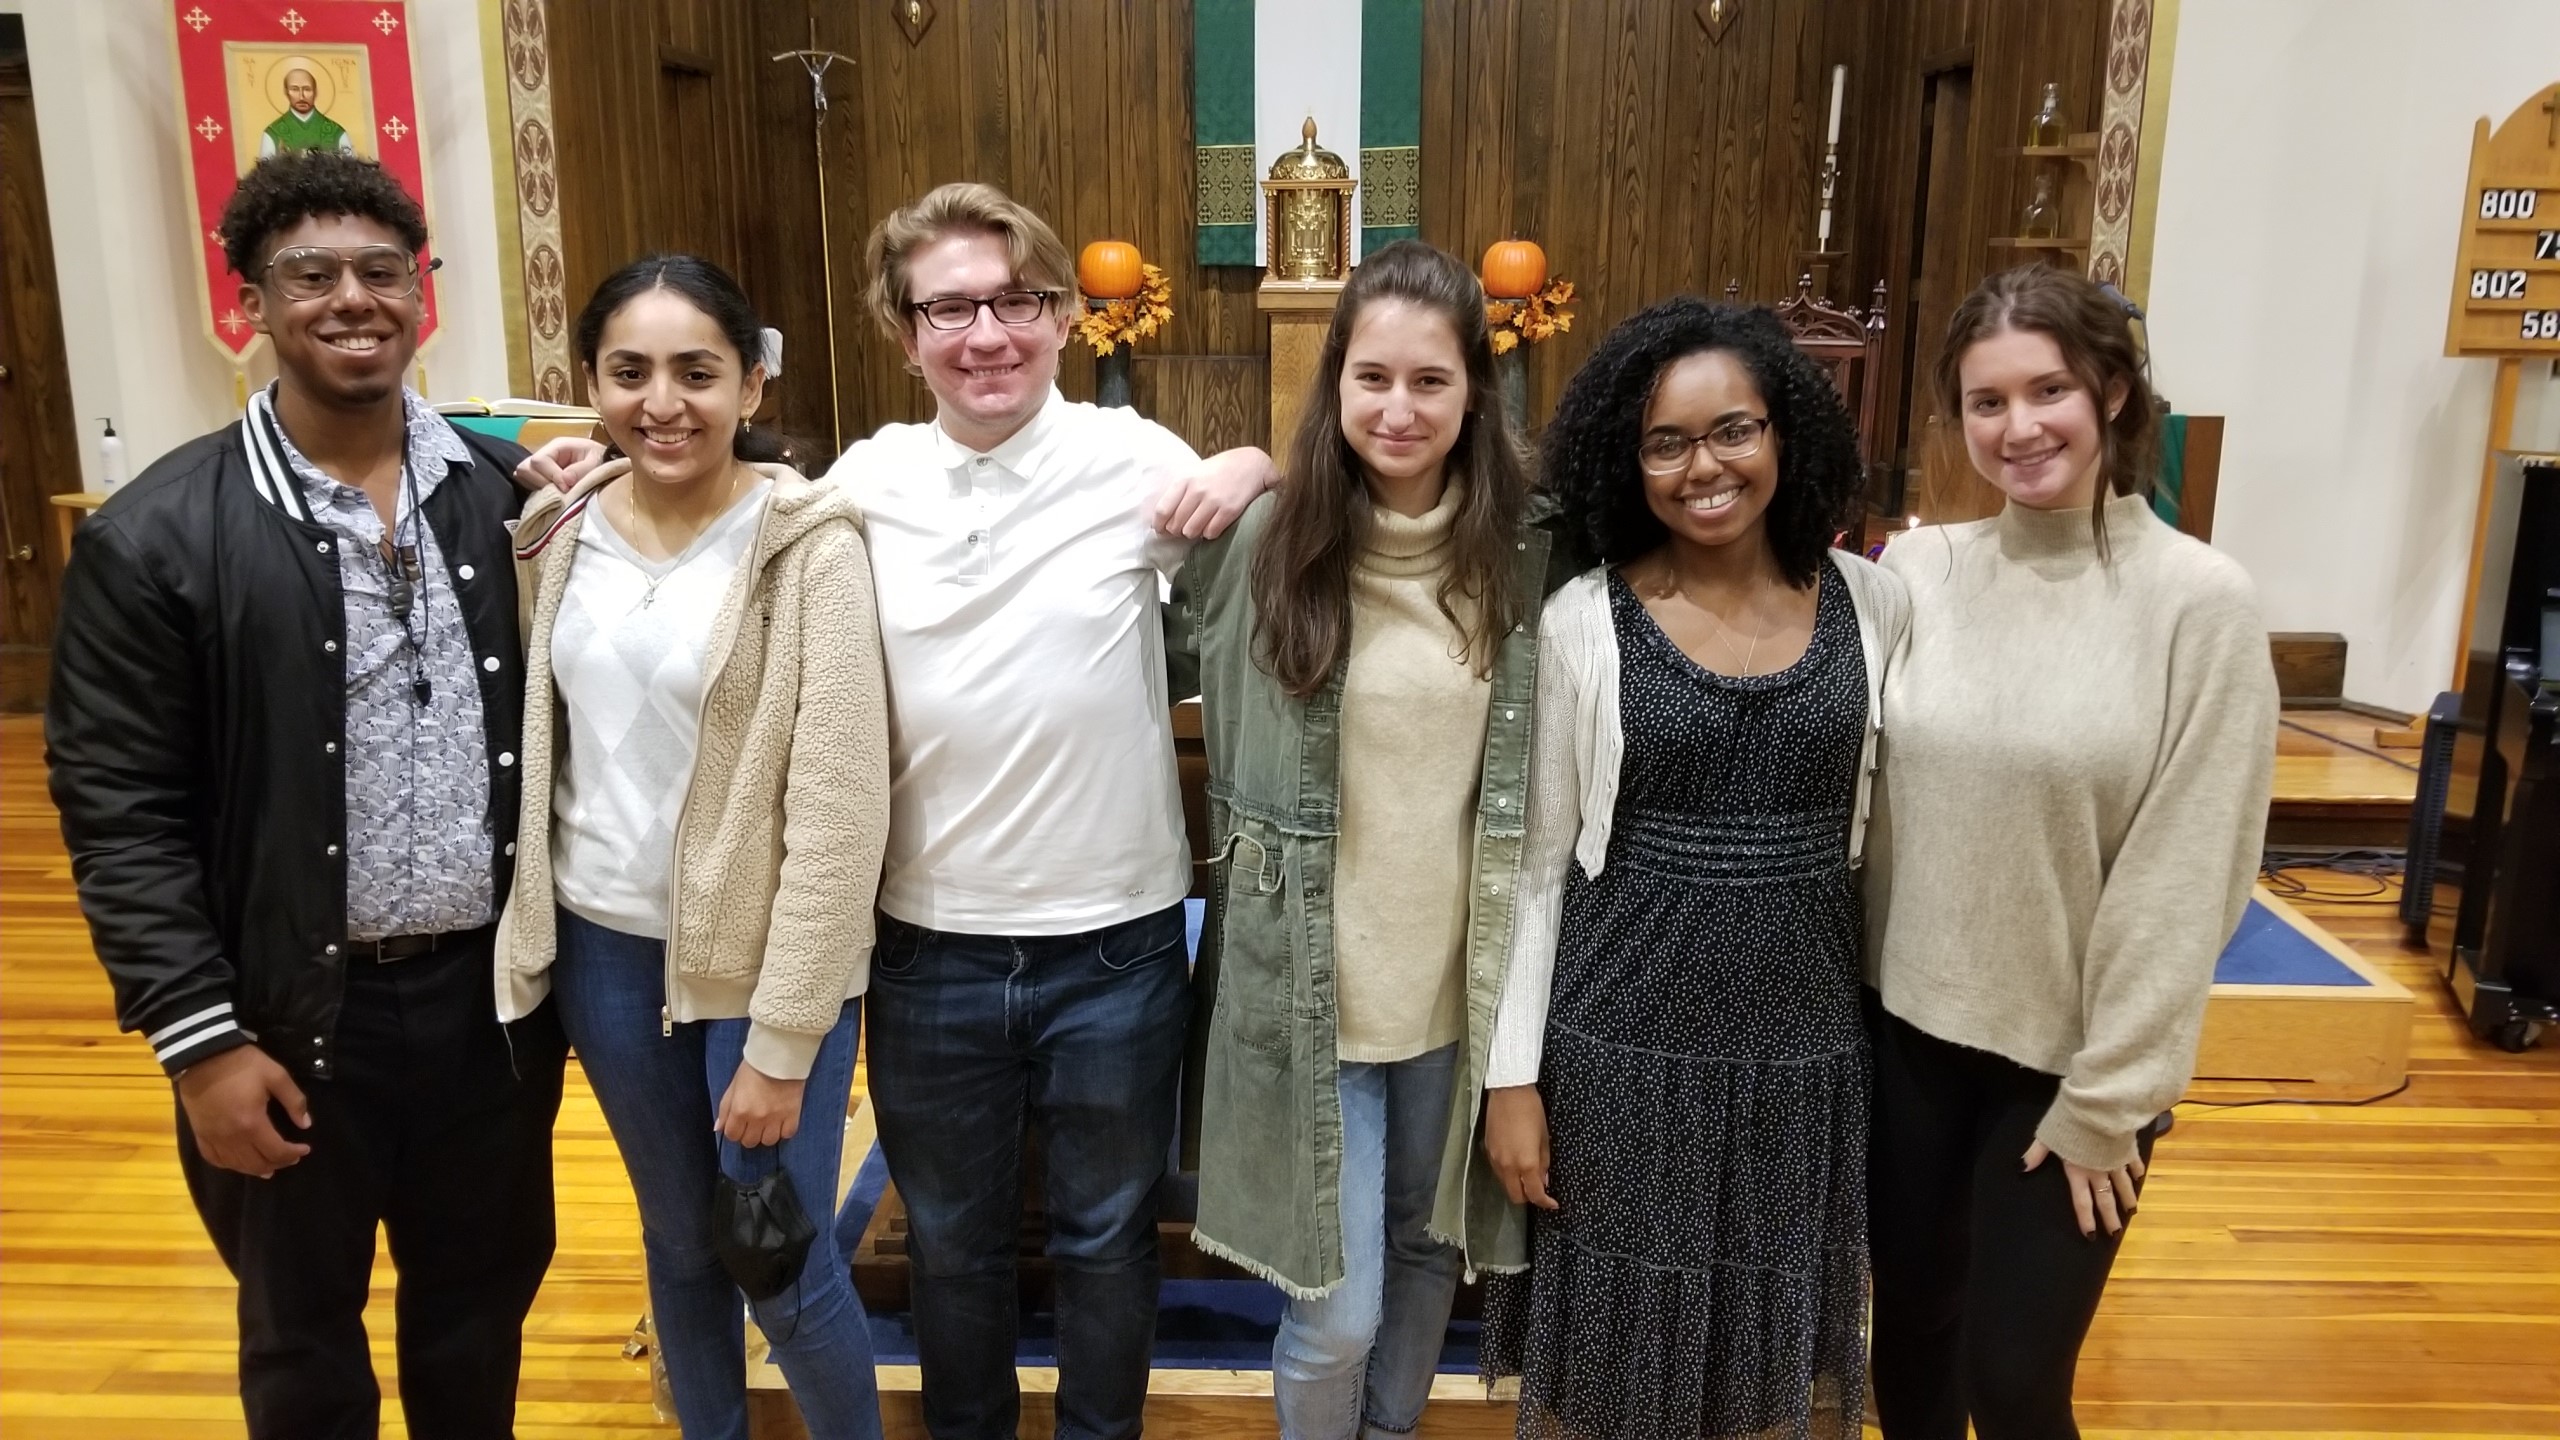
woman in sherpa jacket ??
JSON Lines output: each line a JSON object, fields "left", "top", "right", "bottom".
{"left": 495, "top": 253, "right": 890, "bottom": 1440}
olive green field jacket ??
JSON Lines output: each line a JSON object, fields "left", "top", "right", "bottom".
{"left": 1165, "top": 493, "right": 1573, "bottom": 1298}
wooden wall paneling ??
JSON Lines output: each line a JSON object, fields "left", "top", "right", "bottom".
{"left": 1700, "top": 0, "right": 1755, "bottom": 295}
{"left": 1832, "top": 0, "right": 2116, "bottom": 523}
{"left": 1912, "top": 62, "right": 1991, "bottom": 521}
{"left": 1503, "top": 0, "right": 1555, "bottom": 249}
{"left": 739, "top": 0, "right": 836, "bottom": 453}
{"left": 1061, "top": 1, "right": 1116, "bottom": 411}
{"left": 0, "top": 45, "right": 80, "bottom": 711}
{"left": 2269, "top": 633, "right": 2351, "bottom": 704}
{"left": 2174, "top": 413, "right": 2224, "bottom": 541}
{"left": 1833, "top": 0, "right": 1913, "bottom": 511}
{"left": 789, "top": 2, "right": 1261, "bottom": 444}
{"left": 1421, "top": 0, "right": 1850, "bottom": 430}
{"left": 550, "top": 0, "right": 763, "bottom": 397}
{"left": 546, "top": 0, "right": 2120, "bottom": 481}
{"left": 1765, "top": 0, "right": 1823, "bottom": 294}
{"left": 1640, "top": 0, "right": 1690, "bottom": 310}
{"left": 1132, "top": 355, "right": 1268, "bottom": 458}
{"left": 548, "top": 0, "right": 859, "bottom": 454}
{"left": 1476, "top": 0, "right": 1523, "bottom": 258}
{"left": 841, "top": 0, "right": 917, "bottom": 432}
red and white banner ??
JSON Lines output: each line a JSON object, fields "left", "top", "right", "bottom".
{"left": 172, "top": 0, "right": 438, "bottom": 363}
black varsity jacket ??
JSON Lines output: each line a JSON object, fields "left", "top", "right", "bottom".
{"left": 45, "top": 408, "right": 530, "bottom": 1081}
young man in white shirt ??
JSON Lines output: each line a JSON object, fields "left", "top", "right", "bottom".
{"left": 525, "top": 185, "right": 1271, "bottom": 1439}
{"left": 848, "top": 181, "right": 1266, "bottom": 1440}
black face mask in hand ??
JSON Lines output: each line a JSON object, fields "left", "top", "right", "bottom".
{"left": 710, "top": 1169, "right": 816, "bottom": 1302}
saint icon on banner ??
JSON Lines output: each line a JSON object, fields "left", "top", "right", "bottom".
{"left": 260, "top": 64, "right": 353, "bottom": 156}
{"left": 225, "top": 47, "right": 374, "bottom": 173}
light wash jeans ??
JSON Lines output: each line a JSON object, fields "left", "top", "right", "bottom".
{"left": 552, "top": 908, "right": 884, "bottom": 1440}
{"left": 1272, "top": 1043, "right": 1465, "bottom": 1440}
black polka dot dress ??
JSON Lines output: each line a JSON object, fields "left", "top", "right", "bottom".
{"left": 1482, "top": 567, "right": 1869, "bottom": 1440}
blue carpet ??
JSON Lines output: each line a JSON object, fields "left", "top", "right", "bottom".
{"left": 844, "top": 1131, "right": 1482, "bottom": 1371}
{"left": 2212, "top": 899, "right": 2368, "bottom": 987}
{"left": 856, "top": 1279, "right": 1482, "bottom": 1372}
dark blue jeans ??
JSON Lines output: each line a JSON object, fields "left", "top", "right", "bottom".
{"left": 859, "top": 903, "right": 1190, "bottom": 1440}
{"left": 552, "top": 909, "right": 883, "bottom": 1440}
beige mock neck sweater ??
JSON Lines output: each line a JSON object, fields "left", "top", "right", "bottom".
{"left": 1865, "top": 493, "right": 2278, "bottom": 1169}
{"left": 1334, "top": 482, "right": 1490, "bottom": 1063}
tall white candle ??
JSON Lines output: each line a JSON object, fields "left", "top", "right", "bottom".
{"left": 1826, "top": 64, "right": 1846, "bottom": 145}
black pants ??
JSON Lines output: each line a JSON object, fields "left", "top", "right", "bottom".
{"left": 177, "top": 934, "right": 567, "bottom": 1440}
{"left": 1865, "top": 993, "right": 2159, "bottom": 1440}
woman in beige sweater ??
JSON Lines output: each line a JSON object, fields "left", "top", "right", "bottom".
{"left": 1863, "top": 265, "right": 2278, "bottom": 1439}
{"left": 493, "top": 255, "right": 891, "bottom": 1439}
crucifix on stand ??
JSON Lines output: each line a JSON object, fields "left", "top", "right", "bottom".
{"left": 772, "top": 23, "right": 855, "bottom": 454}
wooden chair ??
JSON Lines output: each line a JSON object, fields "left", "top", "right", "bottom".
{"left": 1725, "top": 275, "right": 1892, "bottom": 547}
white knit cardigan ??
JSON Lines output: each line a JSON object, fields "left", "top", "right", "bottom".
{"left": 1485, "top": 550, "right": 1912, "bottom": 1087}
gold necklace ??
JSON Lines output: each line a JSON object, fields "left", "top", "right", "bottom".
{"left": 1642, "top": 560, "right": 1773, "bottom": 676}
{"left": 624, "top": 465, "right": 742, "bottom": 608}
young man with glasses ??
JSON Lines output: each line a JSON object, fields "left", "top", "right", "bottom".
{"left": 845, "top": 181, "right": 1270, "bottom": 1440}
{"left": 45, "top": 151, "right": 565, "bottom": 1438}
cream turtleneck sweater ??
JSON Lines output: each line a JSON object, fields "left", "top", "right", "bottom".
{"left": 1334, "top": 481, "right": 1491, "bottom": 1063}
{"left": 1866, "top": 492, "right": 2278, "bottom": 1168}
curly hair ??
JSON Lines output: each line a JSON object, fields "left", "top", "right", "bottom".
{"left": 218, "top": 151, "right": 429, "bottom": 279}
{"left": 1540, "top": 297, "right": 1862, "bottom": 588}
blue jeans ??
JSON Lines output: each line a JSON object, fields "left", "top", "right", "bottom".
{"left": 858, "top": 904, "right": 1190, "bottom": 1440}
{"left": 552, "top": 909, "right": 883, "bottom": 1440}
{"left": 1271, "top": 1044, "right": 1465, "bottom": 1440}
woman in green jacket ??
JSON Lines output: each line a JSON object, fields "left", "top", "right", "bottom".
{"left": 1169, "top": 239, "right": 1556, "bottom": 1439}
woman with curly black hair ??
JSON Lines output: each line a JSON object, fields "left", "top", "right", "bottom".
{"left": 1478, "top": 297, "right": 1908, "bottom": 1439}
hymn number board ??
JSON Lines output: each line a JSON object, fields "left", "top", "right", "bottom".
{"left": 2447, "top": 83, "right": 2560, "bottom": 357}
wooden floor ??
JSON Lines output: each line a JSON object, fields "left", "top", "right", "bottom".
{"left": 2268, "top": 708, "right": 2423, "bottom": 849}
{"left": 2273, "top": 708, "right": 2420, "bottom": 811}
{"left": 4, "top": 716, "right": 2555, "bottom": 1438}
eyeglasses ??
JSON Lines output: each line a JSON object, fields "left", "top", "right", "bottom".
{"left": 1637, "top": 416, "right": 1774, "bottom": 475}
{"left": 260, "top": 244, "right": 431, "bottom": 302}
{"left": 909, "top": 290, "right": 1060, "bottom": 331}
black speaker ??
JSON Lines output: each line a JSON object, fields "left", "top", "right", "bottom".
{"left": 2401, "top": 690, "right": 2463, "bottom": 936}
{"left": 2429, "top": 455, "right": 2560, "bottom": 1051}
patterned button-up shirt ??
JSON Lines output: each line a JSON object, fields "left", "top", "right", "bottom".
{"left": 274, "top": 389, "right": 495, "bottom": 940}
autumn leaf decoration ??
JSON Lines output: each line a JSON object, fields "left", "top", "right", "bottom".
{"left": 1076, "top": 264, "right": 1175, "bottom": 356}
{"left": 1485, "top": 277, "right": 1577, "bottom": 355}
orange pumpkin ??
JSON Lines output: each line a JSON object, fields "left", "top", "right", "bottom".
{"left": 1481, "top": 239, "right": 1549, "bottom": 299}
{"left": 1079, "top": 240, "right": 1145, "bottom": 300}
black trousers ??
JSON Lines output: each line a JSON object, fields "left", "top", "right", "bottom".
{"left": 177, "top": 933, "right": 567, "bottom": 1440}
{"left": 1865, "top": 993, "right": 2159, "bottom": 1440}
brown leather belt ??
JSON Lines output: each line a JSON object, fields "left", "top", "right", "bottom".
{"left": 344, "top": 923, "right": 495, "bottom": 964}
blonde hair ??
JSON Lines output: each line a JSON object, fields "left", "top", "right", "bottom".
{"left": 862, "top": 182, "right": 1080, "bottom": 338}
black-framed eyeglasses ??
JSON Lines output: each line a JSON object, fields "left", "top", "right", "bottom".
{"left": 260, "top": 244, "right": 434, "bottom": 302}
{"left": 909, "top": 290, "right": 1060, "bottom": 331}
{"left": 1638, "top": 416, "right": 1773, "bottom": 474}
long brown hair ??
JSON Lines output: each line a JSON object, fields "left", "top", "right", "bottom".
{"left": 1933, "top": 264, "right": 2158, "bottom": 554}
{"left": 1248, "top": 240, "right": 1532, "bottom": 697}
